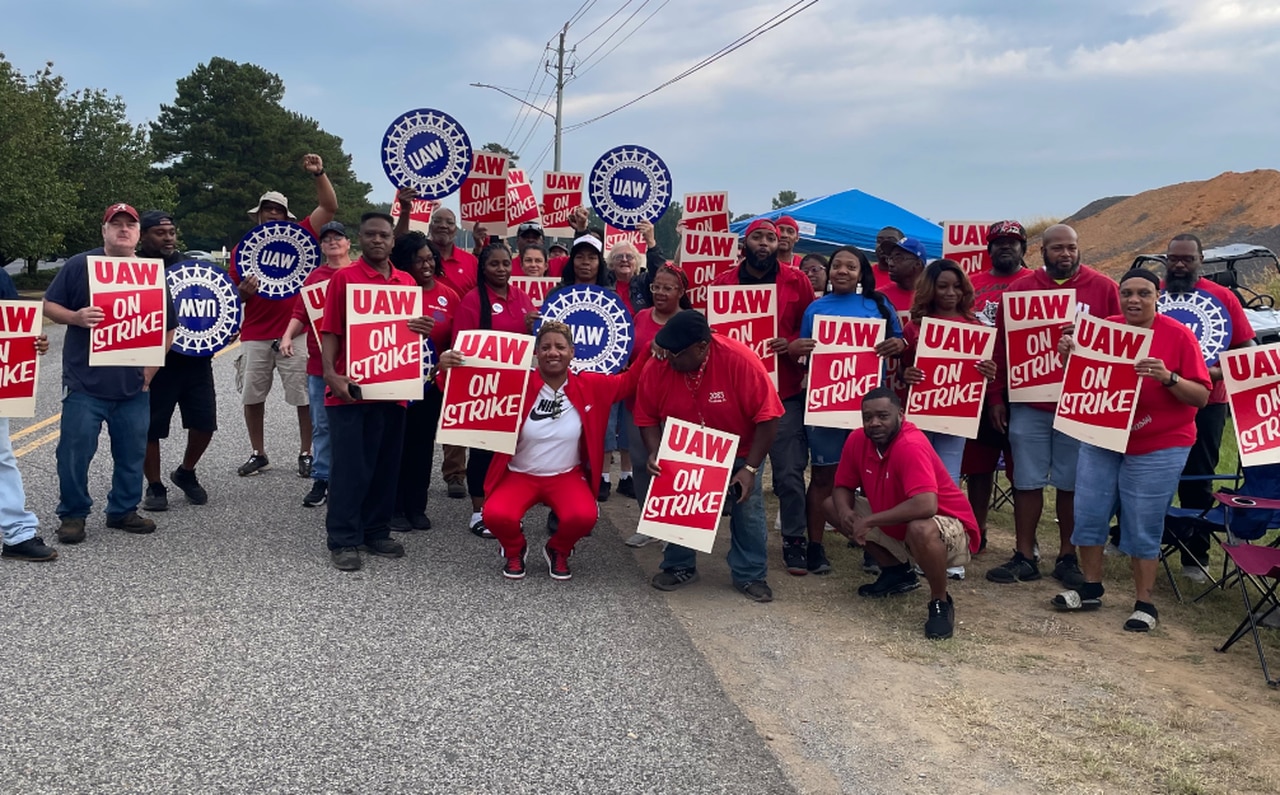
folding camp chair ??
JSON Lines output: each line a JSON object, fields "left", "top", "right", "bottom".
{"left": 1161, "top": 469, "right": 1243, "bottom": 602}
{"left": 990, "top": 455, "right": 1014, "bottom": 513}
{"left": 1215, "top": 540, "right": 1280, "bottom": 688}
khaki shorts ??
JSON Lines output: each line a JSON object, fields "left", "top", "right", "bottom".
{"left": 235, "top": 339, "right": 309, "bottom": 406}
{"left": 856, "top": 495, "right": 971, "bottom": 568}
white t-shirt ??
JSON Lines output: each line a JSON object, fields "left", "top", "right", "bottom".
{"left": 509, "top": 383, "right": 583, "bottom": 476}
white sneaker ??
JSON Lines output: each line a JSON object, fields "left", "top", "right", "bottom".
{"left": 1183, "top": 567, "right": 1210, "bottom": 585}
{"left": 1104, "top": 542, "right": 1124, "bottom": 557}
{"left": 625, "top": 532, "right": 659, "bottom": 548}
{"left": 947, "top": 566, "right": 966, "bottom": 580}
{"left": 774, "top": 513, "right": 782, "bottom": 531}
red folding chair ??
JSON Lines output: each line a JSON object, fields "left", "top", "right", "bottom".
{"left": 1215, "top": 541, "right": 1280, "bottom": 688}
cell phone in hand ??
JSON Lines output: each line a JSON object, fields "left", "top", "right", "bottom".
{"left": 723, "top": 482, "right": 742, "bottom": 515}
{"left": 347, "top": 382, "right": 363, "bottom": 401}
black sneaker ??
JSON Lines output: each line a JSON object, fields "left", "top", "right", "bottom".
{"left": 544, "top": 543, "right": 572, "bottom": 580}
{"left": 503, "top": 544, "right": 528, "bottom": 579}
{"left": 389, "top": 515, "right": 412, "bottom": 532}
{"left": 652, "top": 568, "right": 700, "bottom": 591}
{"left": 807, "top": 542, "right": 832, "bottom": 575}
{"left": 783, "top": 539, "right": 808, "bottom": 576}
{"left": 985, "top": 551, "right": 1041, "bottom": 583}
{"left": 736, "top": 580, "right": 774, "bottom": 602}
{"left": 546, "top": 512, "right": 559, "bottom": 537}
{"left": 925, "top": 595, "right": 955, "bottom": 640}
{"left": 2, "top": 536, "right": 58, "bottom": 561}
{"left": 302, "top": 479, "right": 328, "bottom": 507}
{"left": 142, "top": 482, "right": 168, "bottom": 512}
{"left": 238, "top": 452, "right": 269, "bottom": 476}
{"left": 470, "top": 519, "right": 494, "bottom": 539}
{"left": 56, "top": 517, "right": 86, "bottom": 545}
{"left": 617, "top": 477, "right": 635, "bottom": 499}
{"left": 170, "top": 467, "right": 208, "bottom": 505}
{"left": 298, "top": 453, "right": 313, "bottom": 479}
{"left": 857, "top": 564, "right": 920, "bottom": 598}
{"left": 1052, "top": 554, "right": 1085, "bottom": 590}
{"left": 407, "top": 512, "right": 432, "bottom": 530}
{"left": 331, "top": 547, "right": 361, "bottom": 571}
{"left": 597, "top": 479, "right": 611, "bottom": 502}
{"left": 106, "top": 512, "right": 156, "bottom": 535}
{"left": 365, "top": 538, "right": 405, "bottom": 558}
{"left": 446, "top": 479, "right": 466, "bottom": 498}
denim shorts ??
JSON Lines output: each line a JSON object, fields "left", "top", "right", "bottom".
{"left": 807, "top": 426, "right": 851, "bottom": 467}
{"left": 1071, "top": 443, "right": 1191, "bottom": 560}
{"left": 1008, "top": 404, "right": 1080, "bottom": 491}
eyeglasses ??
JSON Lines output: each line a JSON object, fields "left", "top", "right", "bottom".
{"left": 1166, "top": 255, "right": 1198, "bottom": 265}
{"left": 650, "top": 283, "right": 681, "bottom": 294}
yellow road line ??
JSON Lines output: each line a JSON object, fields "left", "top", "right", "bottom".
{"left": 15, "top": 430, "right": 59, "bottom": 457}
{"left": 10, "top": 413, "right": 60, "bottom": 441}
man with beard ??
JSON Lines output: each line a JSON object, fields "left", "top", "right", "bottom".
{"left": 775, "top": 215, "right": 803, "bottom": 268}
{"left": 140, "top": 211, "right": 216, "bottom": 511}
{"left": 873, "top": 226, "right": 903, "bottom": 290}
{"left": 962, "top": 220, "right": 1033, "bottom": 544}
{"left": 986, "top": 224, "right": 1119, "bottom": 587}
{"left": 1162, "top": 233, "right": 1254, "bottom": 581}
{"left": 427, "top": 206, "right": 477, "bottom": 498}
{"left": 711, "top": 218, "right": 814, "bottom": 575}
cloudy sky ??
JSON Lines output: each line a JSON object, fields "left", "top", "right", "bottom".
{"left": 5, "top": 0, "right": 1279, "bottom": 225}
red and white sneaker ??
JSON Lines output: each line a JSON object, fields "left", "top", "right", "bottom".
{"left": 503, "top": 544, "right": 528, "bottom": 580}
{"left": 544, "top": 543, "right": 572, "bottom": 581}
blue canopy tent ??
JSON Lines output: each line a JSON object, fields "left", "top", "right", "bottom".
{"left": 729, "top": 189, "right": 943, "bottom": 258}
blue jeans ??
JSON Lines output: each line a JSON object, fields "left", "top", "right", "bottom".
{"left": 0, "top": 418, "right": 39, "bottom": 546}
{"left": 604, "top": 403, "right": 624, "bottom": 453}
{"left": 307, "top": 375, "right": 330, "bottom": 481}
{"left": 772, "top": 395, "right": 809, "bottom": 539}
{"left": 622, "top": 405, "right": 650, "bottom": 507}
{"left": 1072, "top": 443, "right": 1190, "bottom": 560}
{"left": 1009, "top": 404, "right": 1080, "bottom": 491}
{"left": 56, "top": 390, "right": 149, "bottom": 519}
{"left": 661, "top": 458, "right": 767, "bottom": 584}
{"left": 923, "top": 431, "right": 965, "bottom": 487}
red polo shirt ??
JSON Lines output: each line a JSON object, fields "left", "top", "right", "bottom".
{"left": 711, "top": 261, "right": 814, "bottom": 400}
{"left": 438, "top": 246, "right": 478, "bottom": 297}
{"left": 290, "top": 262, "right": 339, "bottom": 377}
{"left": 230, "top": 216, "right": 317, "bottom": 341}
{"left": 453, "top": 283, "right": 537, "bottom": 336}
{"left": 320, "top": 257, "right": 419, "bottom": 407}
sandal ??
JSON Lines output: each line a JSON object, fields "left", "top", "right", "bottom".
{"left": 470, "top": 519, "right": 495, "bottom": 539}
{"left": 1052, "top": 590, "right": 1102, "bottom": 611}
{"left": 1124, "top": 609, "right": 1158, "bottom": 632}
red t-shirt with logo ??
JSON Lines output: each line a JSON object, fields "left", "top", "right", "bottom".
{"left": 438, "top": 246, "right": 478, "bottom": 297}
{"left": 453, "top": 283, "right": 536, "bottom": 336}
{"left": 230, "top": 216, "right": 317, "bottom": 341}
{"left": 319, "top": 257, "right": 419, "bottom": 407}
{"left": 711, "top": 262, "right": 814, "bottom": 400}
{"left": 1159, "top": 277, "right": 1255, "bottom": 405}
{"left": 290, "top": 262, "right": 338, "bottom": 377}
{"left": 1122, "top": 313, "right": 1212, "bottom": 456}
{"left": 834, "top": 420, "right": 981, "bottom": 552}
{"left": 971, "top": 267, "right": 1034, "bottom": 327}
{"left": 421, "top": 280, "right": 460, "bottom": 351}
{"left": 633, "top": 334, "right": 785, "bottom": 458}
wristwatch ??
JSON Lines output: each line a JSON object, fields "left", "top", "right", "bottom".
{"left": 1164, "top": 372, "right": 1180, "bottom": 388}
{"left": 743, "top": 463, "right": 759, "bottom": 475}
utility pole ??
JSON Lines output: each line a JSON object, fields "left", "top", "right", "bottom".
{"left": 552, "top": 23, "right": 570, "bottom": 172}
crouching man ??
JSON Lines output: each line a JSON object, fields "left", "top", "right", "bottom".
{"left": 825, "top": 387, "right": 981, "bottom": 639}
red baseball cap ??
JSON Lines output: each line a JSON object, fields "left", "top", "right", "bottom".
{"left": 775, "top": 215, "right": 799, "bottom": 231}
{"left": 743, "top": 218, "right": 778, "bottom": 238}
{"left": 103, "top": 203, "right": 140, "bottom": 223}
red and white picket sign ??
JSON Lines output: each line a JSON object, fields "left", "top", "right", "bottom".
{"left": 906, "top": 318, "right": 996, "bottom": 438}
{"left": 805, "top": 316, "right": 884, "bottom": 429}
{"left": 436, "top": 330, "right": 535, "bottom": 454}
{"left": 506, "top": 168, "right": 540, "bottom": 234}
{"left": 1221, "top": 344, "right": 1280, "bottom": 466}
{"left": 682, "top": 191, "right": 730, "bottom": 233}
{"left": 542, "top": 171, "right": 584, "bottom": 236}
{"left": 708, "top": 285, "right": 778, "bottom": 389}
{"left": 389, "top": 194, "right": 440, "bottom": 234}
{"left": 604, "top": 225, "right": 648, "bottom": 255}
{"left": 943, "top": 221, "right": 992, "bottom": 276}
{"left": 460, "top": 151, "right": 508, "bottom": 229}
{"left": 0, "top": 301, "right": 42, "bottom": 417}
{"left": 680, "top": 229, "right": 737, "bottom": 311}
{"left": 301, "top": 281, "right": 328, "bottom": 343}
{"left": 1003, "top": 288, "right": 1075, "bottom": 402}
{"left": 509, "top": 276, "right": 560, "bottom": 308}
{"left": 344, "top": 285, "right": 423, "bottom": 401}
{"left": 637, "top": 418, "right": 737, "bottom": 553}
{"left": 1054, "top": 313, "right": 1151, "bottom": 452}
{"left": 87, "top": 256, "right": 168, "bottom": 366}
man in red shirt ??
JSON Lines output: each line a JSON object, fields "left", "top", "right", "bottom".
{"left": 320, "top": 213, "right": 436, "bottom": 571}
{"left": 826, "top": 387, "right": 980, "bottom": 640}
{"left": 880, "top": 237, "right": 925, "bottom": 314}
{"left": 873, "top": 226, "right": 903, "bottom": 291}
{"left": 775, "top": 215, "right": 803, "bottom": 268}
{"left": 229, "top": 153, "right": 337, "bottom": 478}
{"left": 635, "top": 310, "right": 784, "bottom": 602}
{"left": 712, "top": 219, "right": 815, "bottom": 576}
{"left": 427, "top": 206, "right": 478, "bottom": 497}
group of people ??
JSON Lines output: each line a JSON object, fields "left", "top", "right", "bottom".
{"left": 0, "top": 163, "right": 1251, "bottom": 642}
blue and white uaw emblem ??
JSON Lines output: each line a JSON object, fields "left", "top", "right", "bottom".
{"left": 588, "top": 144, "right": 672, "bottom": 230}
{"left": 423, "top": 338, "right": 438, "bottom": 387}
{"left": 167, "top": 261, "right": 242, "bottom": 357}
{"left": 1158, "top": 288, "right": 1233, "bottom": 365}
{"left": 234, "top": 221, "right": 320, "bottom": 300}
{"left": 381, "top": 108, "right": 472, "bottom": 200}
{"left": 537, "top": 285, "right": 634, "bottom": 374}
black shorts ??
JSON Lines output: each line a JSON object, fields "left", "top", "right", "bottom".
{"left": 148, "top": 355, "right": 217, "bottom": 441}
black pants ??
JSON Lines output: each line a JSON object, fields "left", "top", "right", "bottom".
{"left": 1177, "top": 402, "right": 1228, "bottom": 565}
{"left": 467, "top": 448, "right": 495, "bottom": 499}
{"left": 325, "top": 402, "right": 405, "bottom": 550}
{"left": 395, "top": 389, "right": 443, "bottom": 517}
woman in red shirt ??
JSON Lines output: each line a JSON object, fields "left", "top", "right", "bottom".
{"left": 436, "top": 321, "right": 641, "bottom": 580}
{"left": 1052, "top": 269, "right": 1210, "bottom": 632}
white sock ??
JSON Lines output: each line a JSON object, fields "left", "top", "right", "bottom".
{"left": 620, "top": 473, "right": 632, "bottom": 482}
{"left": 602, "top": 473, "right": 611, "bottom": 483}
{"left": 470, "top": 512, "right": 483, "bottom": 526}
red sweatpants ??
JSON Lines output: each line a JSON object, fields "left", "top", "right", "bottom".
{"left": 482, "top": 469, "right": 600, "bottom": 557}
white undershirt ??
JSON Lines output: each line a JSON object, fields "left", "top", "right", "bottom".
{"left": 509, "top": 383, "right": 583, "bottom": 476}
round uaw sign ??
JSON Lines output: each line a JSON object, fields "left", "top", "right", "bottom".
{"left": 1158, "top": 288, "right": 1233, "bottom": 365}
{"left": 234, "top": 221, "right": 320, "bottom": 300}
{"left": 381, "top": 108, "right": 472, "bottom": 199}
{"left": 537, "top": 285, "right": 634, "bottom": 374}
{"left": 588, "top": 144, "right": 672, "bottom": 230}
{"left": 423, "top": 337, "right": 438, "bottom": 387}
{"left": 167, "top": 261, "right": 242, "bottom": 357}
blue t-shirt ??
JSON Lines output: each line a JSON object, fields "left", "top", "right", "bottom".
{"left": 0, "top": 270, "right": 18, "bottom": 301}
{"left": 44, "top": 248, "right": 176, "bottom": 401}
{"left": 800, "top": 291, "right": 903, "bottom": 339}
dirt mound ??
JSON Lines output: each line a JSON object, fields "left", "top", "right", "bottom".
{"left": 1034, "top": 170, "right": 1280, "bottom": 277}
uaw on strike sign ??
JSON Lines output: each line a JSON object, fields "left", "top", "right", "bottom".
{"left": 805, "top": 316, "right": 884, "bottom": 429}
{"left": 0, "top": 300, "right": 42, "bottom": 417}
{"left": 344, "top": 285, "right": 423, "bottom": 401}
{"left": 1221, "top": 343, "right": 1280, "bottom": 466}
{"left": 943, "top": 221, "right": 991, "bottom": 276}
{"left": 1054, "top": 314, "right": 1151, "bottom": 453}
{"left": 637, "top": 418, "right": 737, "bottom": 553}
{"left": 681, "top": 230, "right": 736, "bottom": 310}
{"left": 88, "top": 256, "right": 168, "bottom": 366}
{"left": 707, "top": 285, "right": 777, "bottom": 388}
{"left": 436, "top": 330, "right": 535, "bottom": 454}
{"left": 1003, "top": 289, "right": 1075, "bottom": 402}
{"left": 906, "top": 318, "right": 996, "bottom": 438}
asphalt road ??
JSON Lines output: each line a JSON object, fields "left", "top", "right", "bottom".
{"left": 0, "top": 324, "right": 794, "bottom": 794}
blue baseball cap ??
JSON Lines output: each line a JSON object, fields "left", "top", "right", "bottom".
{"left": 892, "top": 237, "right": 927, "bottom": 262}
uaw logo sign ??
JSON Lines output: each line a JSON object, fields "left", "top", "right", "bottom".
{"left": 423, "top": 338, "right": 438, "bottom": 385}
{"left": 167, "top": 262, "right": 242, "bottom": 356}
{"left": 381, "top": 108, "right": 472, "bottom": 200}
{"left": 1159, "top": 288, "right": 1233, "bottom": 365}
{"left": 235, "top": 221, "right": 320, "bottom": 300}
{"left": 588, "top": 144, "right": 671, "bottom": 230}
{"left": 537, "top": 285, "right": 634, "bottom": 374}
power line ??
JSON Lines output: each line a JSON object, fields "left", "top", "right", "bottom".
{"left": 572, "top": 0, "right": 635, "bottom": 48}
{"left": 566, "top": 0, "right": 599, "bottom": 28}
{"left": 565, "top": 0, "right": 819, "bottom": 132}
{"left": 506, "top": 67, "right": 553, "bottom": 151}
{"left": 501, "top": 52, "right": 552, "bottom": 149}
{"left": 575, "top": 0, "right": 669, "bottom": 78}
{"left": 575, "top": 0, "right": 655, "bottom": 73}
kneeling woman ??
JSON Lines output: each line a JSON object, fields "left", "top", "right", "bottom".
{"left": 1053, "top": 269, "right": 1209, "bottom": 632}
{"left": 435, "top": 321, "right": 640, "bottom": 580}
